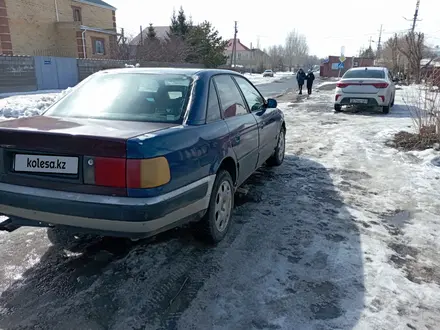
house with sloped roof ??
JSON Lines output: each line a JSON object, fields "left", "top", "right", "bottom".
{"left": 226, "top": 39, "right": 270, "bottom": 71}
{"left": 0, "top": 0, "right": 118, "bottom": 58}
{"left": 130, "top": 26, "right": 170, "bottom": 46}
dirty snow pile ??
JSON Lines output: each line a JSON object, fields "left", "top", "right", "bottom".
{"left": 0, "top": 89, "right": 72, "bottom": 120}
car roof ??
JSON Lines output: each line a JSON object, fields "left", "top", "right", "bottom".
{"left": 99, "top": 67, "right": 241, "bottom": 77}
{"left": 349, "top": 67, "right": 387, "bottom": 71}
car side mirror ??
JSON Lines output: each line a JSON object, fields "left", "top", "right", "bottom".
{"left": 266, "top": 98, "right": 277, "bottom": 109}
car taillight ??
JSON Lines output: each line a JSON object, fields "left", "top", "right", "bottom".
{"left": 335, "top": 94, "right": 341, "bottom": 101}
{"left": 372, "top": 83, "right": 389, "bottom": 88}
{"left": 126, "top": 157, "right": 171, "bottom": 189}
{"left": 84, "top": 156, "right": 171, "bottom": 189}
{"left": 336, "top": 82, "right": 349, "bottom": 88}
{"left": 94, "top": 157, "right": 126, "bottom": 188}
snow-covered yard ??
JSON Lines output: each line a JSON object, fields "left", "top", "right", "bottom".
{"left": 244, "top": 71, "right": 294, "bottom": 85}
{"left": 0, "top": 90, "right": 68, "bottom": 120}
{"left": 0, "top": 85, "right": 439, "bottom": 329}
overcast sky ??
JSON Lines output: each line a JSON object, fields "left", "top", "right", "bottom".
{"left": 107, "top": 0, "right": 440, "bottom": 58}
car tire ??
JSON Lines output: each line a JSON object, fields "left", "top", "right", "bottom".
{"left": 194, "top": 170, "right": 234, "bottom": 244}
{"left": 390, "top": 95, "right": 395, "bottom": 107}
{"left": 267, "top": 128, "right": 286, "bottom": 167}
{"left": 382, "top": 105, "right": 390, "bottom": 114}
{"left": 334, "top": 104, "right": 342, "bottom": 112}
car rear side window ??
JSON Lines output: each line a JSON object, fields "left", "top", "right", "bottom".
{"left": 233, "top": 76, "right": 265, "bottom": 111}
{"left": 343, "top": 69, "right": 385, "bottom": 79}
{"left": 206, "top": 81, "right": 221, "bottom": 122}
{"left": 43, "top": 73, "right": 192, "bottom": 123}
{"left": 213, "top": 75, "right": 248, "bottom": 118}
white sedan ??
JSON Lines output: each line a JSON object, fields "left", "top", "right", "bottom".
{"left": 334, "top": 67, "right": 396, "bottom": 114}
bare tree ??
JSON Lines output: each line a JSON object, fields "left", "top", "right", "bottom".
{"left": 284, "top": 30, "right": 309, "bottom": 71}
{"left": 267, "top": 45, "right": 284, "bottom": 71}
{"left": 397, "top": 32, "right": 425, "bottom": 83}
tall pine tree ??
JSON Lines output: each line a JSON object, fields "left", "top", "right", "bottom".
{"left": 186, "top": 21, "right": 228, "bottom": 67}
{"left": 168, "top": 6, "right": 191, "bottom": 39}
{"left": 146, "top": 23, "right": 156, "bottom": 39}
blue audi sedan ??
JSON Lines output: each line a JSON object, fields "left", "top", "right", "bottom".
{"left": 0, "top": 68, "right": 286, "bottom": 243}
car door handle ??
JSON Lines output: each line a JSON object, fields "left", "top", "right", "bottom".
{"left": 235, "top": 136, "right": 241, "bottom": 144}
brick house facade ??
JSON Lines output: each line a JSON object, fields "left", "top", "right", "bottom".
{"left": 0, "top": 0, "right": 117, "bottom": 58}
{"left": 320, "top": 56, "right": 375, "bottom": 78}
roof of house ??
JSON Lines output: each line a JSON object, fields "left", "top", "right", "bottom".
{"left": 421, "top": 58, "right": 440, "bottom": 67}
{"left": 226, "top": 39, "right": 250, "bottom": 51}
{"left": 130, "top": 26, "right": 170, "bottom": 45}
{"left": 73, "top": 0, "right": 116, "bottom": 10}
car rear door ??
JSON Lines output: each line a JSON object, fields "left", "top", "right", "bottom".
{"left": 213, "top": 74, "right": 259, "bottom": 186}
{"left": 232, "top": 75, "right": 279, "bottom": 166}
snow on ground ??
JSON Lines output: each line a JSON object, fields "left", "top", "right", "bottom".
{"left": 0, "top": 88, "right": 72, "bottom": 120}
{"left": 0, "top": 83, "right": 440, "bottom": 329}
{"left": 244, "top": 71, "right": 294, "bottom": 85}
{"left": 316, "top": 81, "right": 338, "bottom": 90}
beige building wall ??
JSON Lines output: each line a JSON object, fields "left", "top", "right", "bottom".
{"left": 4, "top": 0, "right": 116, "bottom": 57}
{"left": 6, "top": 0, "right": 60, "bottom": 55}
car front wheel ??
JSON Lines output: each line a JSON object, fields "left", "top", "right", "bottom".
{"left": 267, "top": 128, "right": 285, "bottom": 167}
{"left": 194, "top": 170, "right": 234, "bottom": 244}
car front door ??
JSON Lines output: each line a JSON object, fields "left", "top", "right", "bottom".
{"left": 233, "top": 75, "right": 279, "bottom": 167}
{"left": 213, "top": 74, "right": 259, "bottom": 186}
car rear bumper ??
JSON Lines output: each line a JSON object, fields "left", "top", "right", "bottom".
{"left": 335, "top": 93, "right": 388, "bottom": 106}
{"left": 0, "top": 175, "right": 215, "bottom": 237}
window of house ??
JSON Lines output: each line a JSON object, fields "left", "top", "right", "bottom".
{"left": 72, "top": 7, "right": 82, "bottom": 22}
{"left": 92, "top": 38, "right": 105, "bottom": 55}
{"left": 213, "top": 75, "right": 248, "bottom": 118}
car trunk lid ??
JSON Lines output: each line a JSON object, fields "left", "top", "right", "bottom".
{"left": 0, "top": 116, "right": 177, "bottom": 195}
{"left": 337, "top": 78, "right": 388, "bottom": 94}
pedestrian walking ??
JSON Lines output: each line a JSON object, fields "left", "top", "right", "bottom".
{"left": 306, "top": 70, "right": 315, "bottom": 95}
{"left": 296, "top": 68, "right": 306, "bottom": 95}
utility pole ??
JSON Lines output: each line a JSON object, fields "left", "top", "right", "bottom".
{"left": 232, "top": 21, "right": 238, "bottom": 68}
{"left": 376, "top": 24, "right": 383, "bottom": 58}
{"left": 404, "top": 0, "right": 421, "bottom": 32}
{"left": 139, "top": 25, "right": 143, "bottom": 46}
{"left": 230, "top": 21, "right": 238, "bottom": 67}
{"left": 412, "top": 0, "right": 420, "bottom": 32}
{"left": 368, "top": 36, "right": 374, "bottom": 49}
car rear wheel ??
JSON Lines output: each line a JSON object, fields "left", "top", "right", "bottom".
{"left": 382, "top": 105, "right": 390, "bottom": 114}
{"left": 390, "top": 95, "right": 395, "bottom": 107}
{"left": 194, "top": 170, "right": 234, "bottom": 244}
{"left": 267, "top": 128, "right": 285, "bottom": 167}
{"left": 334, "top": 104, "right": 342, "bottom": 112}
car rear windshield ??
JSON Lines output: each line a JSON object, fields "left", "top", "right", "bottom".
{"left": 343, "top": 69, "right": 385, "bottom": 79}
{"left": 43, "top": 72, "right": 193, "bottom": 123}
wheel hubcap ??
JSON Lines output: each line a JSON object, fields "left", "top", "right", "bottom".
{"left": 278, "top": 130, "right": 285, "bottom": 160}
{"left": 214, "top": 180, "right": 232, "bottom": 232}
